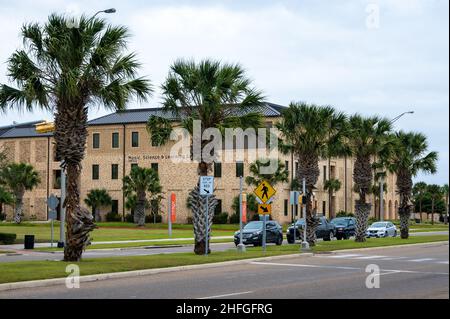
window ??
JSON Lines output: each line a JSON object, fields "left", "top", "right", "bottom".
{"left": 92, "top": 165, "right": 99, "bottom": 180}
{"left": 322, "top": 201, "right": 326, "bottom": 216}
{"left": 92, "top": 133, "right": 100, "bottom": 149}
{"left": 214, "top": 162, "right": 222, "bottom": 178}
{"left": 131, "top": 163, "right": 138, "bottom": 171}
{"left": 236, "top": 162, "right": 244, "bottom": 177}
{"left": 285, "top": 160, "right": 289, "bottom": 174}
{"left": 151, "top": 163, "right": 159, "bottom": 173}
{"left": 323, "top": 165, "right": 327, "bottom": 184}
{"left": 295, "top": 162, "right": 299, "bottom": 176}
{"left": 112, "top": 132, "right": 119, "bottom": 148}
{"left": 131, "top": 132, "right": 139, "bottom": 147}
{"left": 111, "top": 164, "right": 119, "bottom": 180}
{"left": 111, "top": 200, "right": 119, "bottom": 215}
{"left": 294, "top": 203, "right": 298, "bottom": 216}
{"left": 214, "top": 199, "right": 222, "bottom": 215}
{"left": 53, "top": 170, "right": 61, "bottom": 189}
{"left": 284, "top": 199, "right": 288, "bottom": 216}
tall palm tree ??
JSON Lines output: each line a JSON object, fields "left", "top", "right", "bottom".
{"left": 346, "top": 115, "right": 392, "bottom": 242}
{"left": 147, "top": 59, "right": 265, "bottom": 255}
{"left": 442, "top": 184, "right": 449, "bottom": 224}
{"left": 122, "top": 166, "right": 162, "bottom": 227}
{"left": 0, "top": 163, "right": 40, "bottom": 223}
{"left": 245, "top": 159, "right": 289, "bottom": 187}
{"left": 385, "top": 132, "right": 437, "bottom": 238}
{"left": 413, "top": 182, "right": 428, "bottom": 223}
{"left": 84, "top": 189, "right": 112, "bottom": 222}
{"left": 324, "top": 178, "right": 341, "bottom": 219}
{"left": 0, "top": 14, "right": 151, "bottom": 261}
{"left": 427, "top": 184, "right": 443, "bottom": 225}
{"left": 277, "top": 103, "right": 347, "bottom": 246}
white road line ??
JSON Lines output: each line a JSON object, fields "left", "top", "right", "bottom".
{"left": 353, "top": 255, "right": 388, "bottom": 260}
{"left": 408, "top": 258, "right": 436, "bottom": 262}
{"left": 198, "top": 291, "right": 254, "bottom": 299}
{"left": 377, "top": 257, "right": 407, "bottom": 261}
{"left": 326, "top": 254, "right": 362, "bottom": 259}
{"left": 437, "top": 261, "right": 449, "bottom": 265}
{"left": 250, "top": 261, "right": 359, "bottom": 271}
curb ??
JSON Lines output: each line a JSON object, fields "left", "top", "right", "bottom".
{"left": 324, "top": 241, "right": 449, "bottom": 254}
{"left": 0, "top": 253, "right": 312, "bottom": 292}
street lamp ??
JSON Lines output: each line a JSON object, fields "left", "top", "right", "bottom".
{"left": 379, "top": 110, "right": 414, "bottom": 221}
{"left": 92, "top": 8, "right": 116, "bottom": 19}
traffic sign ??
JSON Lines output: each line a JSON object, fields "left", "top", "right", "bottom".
{"left": 200, "top": 176, "right": 214, "bottom": 196}
{"left": 47, "top": 195, "right": 59, "bottom": 210}
{"left": 254, "top": 180, "right": 276, "bottom": 203}
{"left": 258, "top": 204, "right": 272, "bottom": 215}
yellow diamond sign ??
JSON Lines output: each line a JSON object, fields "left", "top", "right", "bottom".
{"left": 254, "top": 180, "right": 276, "bottom": 204}
{"left": 258, "top": 204, "right": 272, "bottom": 215}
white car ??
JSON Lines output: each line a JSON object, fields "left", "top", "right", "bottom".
{"left": 366, "top": 222, "right": 398, "bottom": 238}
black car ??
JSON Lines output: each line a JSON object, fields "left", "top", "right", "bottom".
{"left": 234, "top": 221, "right": 283, "bottom": 246}
{"left": 330, "top": 217, "right": 356, "bottom": 240}
{"left": 286, "top": 216, "right": 336, "bottom": 243}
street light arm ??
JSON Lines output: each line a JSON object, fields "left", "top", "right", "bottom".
{"left": 390, "top": 111, "right": 414, "bottom": 124}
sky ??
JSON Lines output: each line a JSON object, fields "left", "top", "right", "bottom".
{"left": 0, "top": 0, "right": 448, "bottom": 185}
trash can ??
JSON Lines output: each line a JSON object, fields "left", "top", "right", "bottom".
{"left": 24, "top": 235, "right": 35, "bottom": 249}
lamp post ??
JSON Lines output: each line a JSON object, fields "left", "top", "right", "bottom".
{"left": 379, "top": 110, "right": 414, "bottom": 221}
{"left": 92, "top": 8, "right": 116, "bottom": 18}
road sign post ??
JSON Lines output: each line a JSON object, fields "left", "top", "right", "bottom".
{"left": 254, "top": 180, "right": 276, "bottom": 253}
{"left": 58, "top": 168, "right": 66, "bottom": 248}
{"left": 47, "top": 195, "right": 59, "bottom": 249}
{"left": 200, "top": 176, "right": 214, "bottom": 256}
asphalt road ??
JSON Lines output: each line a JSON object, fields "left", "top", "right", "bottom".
{"left": 1, "top": 242, "right": 448, "bottom": 299}
{"left": 0, "top": 230, "right": 448, "bottom": 263}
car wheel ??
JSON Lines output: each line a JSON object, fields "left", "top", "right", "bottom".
{"left": 336, "top": 235, "right": 342, "bottom": 240}
{"left": 287, "top": 238, "right": 294, "bottom": 244}
{"left": 276, "top": 236, "right": 283, "bottom": 246}
{"left": 384, "top": 231, "right": 388, "bottom": 238}
{"left": 393, "top": 230, "right": 397, "bottom": 237}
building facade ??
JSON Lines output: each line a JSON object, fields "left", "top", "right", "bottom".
{"left": 0, "top": 103, "right": 400, "bottom": 224}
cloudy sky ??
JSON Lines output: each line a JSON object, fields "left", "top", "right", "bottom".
{"left": 0, "top": 0, "right": 448, "bottom": 184}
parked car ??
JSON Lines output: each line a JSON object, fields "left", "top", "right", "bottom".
{"left": 330, "top": 217, "right": 356, "bottom": 240}
{"left": 366, "top": 221, "right": 398, "bottom": 238}
{"left": 234, "top": 221, "right": 283, "bottom": 246}
{"left": 286, "top": 216, "right": 336, "bottom": 243}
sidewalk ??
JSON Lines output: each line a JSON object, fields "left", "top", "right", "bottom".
{"left": 0, "top": 236, "right": 234, "bottom": 250}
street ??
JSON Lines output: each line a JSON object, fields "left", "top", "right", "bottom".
{"left": 1, "top": 242, "right": 448, "bottom": 299}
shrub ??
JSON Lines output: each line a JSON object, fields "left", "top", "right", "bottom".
{"left": 251, "top": 213, "right": 260, "bottom": 221}
{"left": 0, "top": 213, "right": 6, "bottom": 221}
{"left": 186, "top": 216, "right": 193, "bottom": 224}
{"left": 125, "top": 214, "right": 134, "bottom": 223}
{"left": 105, "top": 212, "right": 122, "bottom": 222}
{"left": 213, "top": 212, "right": 229, "bottom": 224}
{"left": 368, "top": 217, "right": 378, "bottom": 225}
{"left": 229, "top": 213, "right": 240, "bottom": 224}
{"left": 0, "top": 233, "right": 16, "bottom": 244}
{"left": 146, "top": 214, "right": 162, "bottom": 223}
{"left": 336, "top": 211, "right": 354, "bottom": 218}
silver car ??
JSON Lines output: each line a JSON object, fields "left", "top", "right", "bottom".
{"left": 366, "top": 222, "right": 398, "bottom": 238}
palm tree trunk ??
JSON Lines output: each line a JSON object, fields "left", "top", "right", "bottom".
{"left": 64, "top": 164, "right": 96, "bottom": 261}
{"left": 14, "top": 193, "right": 24, "bottom": 224}
{"left": 419, "top": 199, "right": 422, "bottom": 223}
{"left": 399, "top": 211, "right": 410, "bottom": 239}
{"left": 355, "top": 200, "right": 371, "bottom": 242}
{"left": 354, "top": 155, "right": 373, "bottom": 242}
{"left": 431, "top": 198, "right": 435, "bottom": 225}
{"left": 95, "top": 207, "right": 100, "bottom": 222}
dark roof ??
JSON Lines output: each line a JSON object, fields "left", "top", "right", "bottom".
{"left": 0, "top": 102, "right": 287, "bottom": 138}
{"left": 87, "top": 102, "right": 286, "bottom": 126}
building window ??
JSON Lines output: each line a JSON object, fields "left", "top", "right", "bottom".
{"left": 214, "top": 199, "right": 222, "bottom": 215}
{"left": 295, "top": 162, "right": 299, "bottom": 176}
{"left": 323, "top": 165, "right": 327, "bottom": 184}
{"left": 214, "top": 162, "right": 222, "bottom": 178}
{"left": 92, "top": 164, "right": 99, "bottom": 180}
{"left": 236, "top": 162, "right": 244, "bottom": 177}
{"left": 131, "top": 163, "right": 138, "bottom": 171}
{"left": 112, "top": 132, "right": 119, "bottom": 149}
{"left": 131, "top": 132, "right": 139, "bottom": 147}
{"left": 111, "top": 164, "right": 119, "bottom": 180}
{"left": 53, "top": 170, "right": 61, "bottom": 189}
{"left": 330, "top": 165, "right": 336, "bottom": 179}
{"left": 322, "top": 201, "right": 326, "bottom": 216}
{"left": 111, "top": 200, "right": 119, "bottom": 215}
{"left": 92, "top": 133, "right": 100, "bottom": 149}
{"left": 285, "top": 160, "right": 289, "bottom": 174}
{"left": 151, "top": 163, "right": 159, "bottom": 173}
{"left": 284, "top": 199, "right": 288, "bottom": 216}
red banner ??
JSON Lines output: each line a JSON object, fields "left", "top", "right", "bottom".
{"left": 242, "top": 202, "right": 247, "bottom": 223}
{"left": 170, "top": 193, "right": 176, "bottom": 223}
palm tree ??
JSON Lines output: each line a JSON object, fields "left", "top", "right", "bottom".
{"left": 277, "top": 103, "right": 347, "bottom": 246}
{"left": 0, "top": 14, "right": 151, "bottom": 261}
{"left": 442, "top": 184, "right": 449, "bottom": 224}
{"left": 370, "top": 181, "right": 387, "bottom": 219}
{"left": 147, "top": 59, "right": 265, "bottom": 255}
{"left": 346, "top": 115, "right": 392, "bottom": 242}
{"left": 245, "top": 159, "right": 289, "bottom": 187}
{"left": 84, "top": 189, "right": 112, "bottom": 222}
{"left": 324, "top": 178, "right": 342, "bottom": 219}
{"left": 385, "top": 132, "right": 437, "bottom": 238}
{"left": 0, "top": 185, "right": 14, "bottom": 220}
{"left": 427, "top": 184, "right": 443, "bottom": 225}
{"left": 122, "top": 166, "right": 162, "bottom": 227}
{"left": 413, "top": 182, "right": 428, "bottom": 223}
{"left": 0, "top": 163, "right": 40, "bottom": 223}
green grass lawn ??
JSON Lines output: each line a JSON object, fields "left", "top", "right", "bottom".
{"left": 0, "top": 222, "right": 237, "bottom": 244}
{"left": 0, "top": 234, "right": 447, "bottom": 284}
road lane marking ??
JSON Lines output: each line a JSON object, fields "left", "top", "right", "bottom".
{"left": 408, "top": 258, "right": 436, "bottom": 262}
{"left": 353, "top": 255, "right": 388, "bottom": 260}
{"left": 437, "top": 261, "right": 449, "bottom": 264}
{"left": 250, "top": 261, "right": 360, "bottom": 271}
{"left": 327, "top": 254, "right": 362, "bottom": 259}
{"left": 198, "top": 291, "right": 254, "bottom": 299}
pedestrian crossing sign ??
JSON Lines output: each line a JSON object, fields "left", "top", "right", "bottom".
{"left": 254, "top": 180, "right": 276, "bottom": 204}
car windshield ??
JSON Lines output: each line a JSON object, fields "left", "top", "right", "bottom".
{"left": 371, "top": 222, "right": 387, "bottom": 228}
{"left": 244, "top": 222, "right": 263, "bottom": 230}
{"left": 294, "top": 219, "right": 305, "bottom": 226}
{"left": 331, "top": 218, "right": 349, "bottom": 226}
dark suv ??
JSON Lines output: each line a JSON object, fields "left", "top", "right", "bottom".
{"left": 286, "top": 216, "right": 336, "bottom": 243}
{"left": 330, "top": 217, "right": 356, "bottom": 240}
{"left": 234, "top": 221, "right": 283, "bottom": 246}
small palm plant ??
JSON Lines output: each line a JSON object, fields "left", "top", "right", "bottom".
{"left": 413, "top": 182, "right": 428, "bottom": 222}
{"left": 427, "top": 184, "right": 443, "bottom": 225}
{"left": 324, "top": 178, "right": 342, "bottom": 219}
{"left": 245, "top": 159, "right": 289, "bottom": 188}
{"left": 0, "top": 14, "right": 151, "bottom": 261}
{"left": 123, "top": 166, "right": 162, "bottom": 227}
{"left": 84, "top": 189, "right": 112, "bottom": 222}
{"left": 384, "top": 132, "right": 437, "bottom": 237}
{"left": 346, "top": 115, "right": 392, "bottom": 242}
{"left": 0, "top": 185, "right": 14, "bottom": 220}
{"left": 146, "top": 59, "right": 265, "bottom": 254}
{"left": 277, "top": 102, "right": 347, "bottom": 246}
{"left": 0, "top": 163, "right": 40, "bottom": 223}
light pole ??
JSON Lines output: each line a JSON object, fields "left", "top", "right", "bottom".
{"left": 92, "top": 8, "right": 116, "bottom": 19}
{"left": 379, "top": 110, "right": 414, "bottom": 221}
